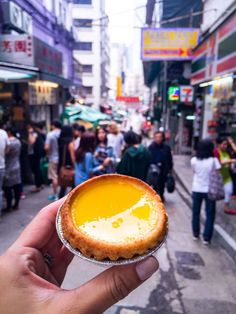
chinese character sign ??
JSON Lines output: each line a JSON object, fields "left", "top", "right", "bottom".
{"left": 141, "top": 28, "right": 200, "bottom": 61}
{"left": 0, "top": 35, "right": 34, "bottom": 66}
{"left": 34, "top": 38, "right": 63, "bottom": 76}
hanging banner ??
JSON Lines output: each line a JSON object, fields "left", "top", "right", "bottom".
{"left": 141, "top": 28, "right": 200, "bottom": 61}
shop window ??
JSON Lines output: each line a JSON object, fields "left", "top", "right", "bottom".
{"left": 84, "top": 86, "right": 93, "bottom": 95}
{"left": 73, "top": 0, "right": 92, "bottom": 4}
{"left": 74, "top": 42, "right": 92, "bottom": 51}
{"left": 73, "top": 19, "right": 92, "bottom": 28}
{"left": 82, "top": 64, "right": 93, "bottom": 73}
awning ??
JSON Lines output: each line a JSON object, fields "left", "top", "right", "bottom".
{"left": 39, "top": 72, "right": 73, "bottom": 88}
{"left": 0, "top": 61, "right": 38, "bottom": 81}
{"left": 61, "top": 104, "right": 111, "bottom": 125}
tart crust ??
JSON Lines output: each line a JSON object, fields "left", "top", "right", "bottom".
{"left": 60, "top": 174, "right": 168, "bottom": 261}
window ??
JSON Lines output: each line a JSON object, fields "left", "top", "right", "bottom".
{"left": 73, "top": 19, "right": 93, "bottom": 28}
{"left": 74, "top": 42, "right": 92, "bottom": 51}
{"left": 82, "top": 64, "right": 93, "bottom": 73}
{"left": 84, "top": 86, "right": 93, "bottom": 95}
{"left": 73, "top": 0, "right": 92, "bottom": 4}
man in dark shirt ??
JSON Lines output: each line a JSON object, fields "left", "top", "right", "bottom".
{"left": 149, "top": 131, "right": 173, "bottom": 200}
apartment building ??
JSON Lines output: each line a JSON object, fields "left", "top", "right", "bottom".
{"left": 73, "top": 0, "right": 110, "bottom": 107}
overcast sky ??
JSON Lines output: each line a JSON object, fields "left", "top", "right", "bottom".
{"left": 106, "top": 0, "right": 146, "bottom": 44}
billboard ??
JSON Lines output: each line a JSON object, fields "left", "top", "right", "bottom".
{"left": 141, "top": 28, "right": 199, "bottom": 61}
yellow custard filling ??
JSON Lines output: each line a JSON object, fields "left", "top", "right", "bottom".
{"left": 71, "top": 178, "right": 158, "bottom": 243}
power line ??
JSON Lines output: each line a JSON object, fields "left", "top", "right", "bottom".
{"left": 78, "top": 8, "right": 217, "bottom": 29}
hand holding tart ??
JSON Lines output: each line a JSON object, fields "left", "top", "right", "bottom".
{"left": 60, "top": 174, "right": 168, "bottom": 262}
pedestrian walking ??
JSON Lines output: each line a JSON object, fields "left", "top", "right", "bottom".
{"left": 226, "top": 137, "right": 236, "bottom": 199}
{"left": 148, "top": 131, "right": 173, "bottom": 201}
{"left": 214, "top": 137, "right": 236, "bottom": 215}
{"left": 45, "top": 120, "right": 62, "bottom": 201}
{"left": 94, "top": 127, "right": 115, "bottom": 175}
{"left": 27, "top": 122, "right": 45, "bottom": 192}
{"left": 58, "top": 126, "right": 75, "bottom": 198}
{"left": 3, "top": 127, "right": 22, "bottom": 212}
{"left": 107, "top": 121, "right": 124, "bottom": 161}
{"left": 72, "top": 123, "right": 86, "bottom": 151}
{"left": 0, "top": 124, "right": 9, "bottom": 215}
{"left": 75, "top": 132, "right": 102, "bottom": 186}
{"left": 191, "top": 139, "right": 221, "bottom": 244}
{"left": 117, "top": 131, "right": 151, "bottom": 182}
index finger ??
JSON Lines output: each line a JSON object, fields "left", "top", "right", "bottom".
{"left": 12, "top": 198, "right": 65, "bottom": 249}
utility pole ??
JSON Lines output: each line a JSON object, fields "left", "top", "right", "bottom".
{"left": 163, "top": 60, "right": 168, "bottom": 130}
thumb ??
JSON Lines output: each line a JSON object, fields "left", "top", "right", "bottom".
{"left": 62, "top": 257, "right": 158, "bottom": 314}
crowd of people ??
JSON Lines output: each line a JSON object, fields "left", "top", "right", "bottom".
{"left": 190, "top": 136, "right": 236, "bottom": 246}
{"left": 0, "top": 120, "right": 174, "bottom": 217}
{"left": 2, "top": 118, "right": 236, "bottom": 247}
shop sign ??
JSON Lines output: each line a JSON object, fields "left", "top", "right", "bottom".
{"left": 0, "top": 35, "right": 63, "bottom": 77}
{"left": 34, "top": 37, "right": 63, "bottom": 76}
{"left": 29, "top": 82, "right": 57, "bottom": 105}
{"left": 116, "top": 96, "right": 140, "bottom": 103}
{"left": 141, "top": 28, "right": 200, "bottom": 61}
{"left": 191, "top": 12, "right": 236, "bottom": 85}
{"left": 180, "top": 86, "right": 193, "bottom": 102}
{"left": 2, "top": 1, "right": 32, "bottom": 34}
{"left": 0, "top": 35, "right": 34, "bottom": 66}
{"left": 168, "top": 87, "right": 180, "bottom": 101}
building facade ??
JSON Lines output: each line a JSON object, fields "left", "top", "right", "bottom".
{"left": 0, "top": 0, "right": 81, "bottom": 129}
{"left": 191, "top": 0, "right": 236, "bottom": 140}
{"left": 72, "top": 0, "right": 109, "bottom": 108}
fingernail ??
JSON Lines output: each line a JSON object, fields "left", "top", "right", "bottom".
{"left": 136, "top": 257, "right": 159, "bottom": 281}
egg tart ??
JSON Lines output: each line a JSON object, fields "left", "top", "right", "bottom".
{"left": 60, "top": 174, "right": 168, "bottom": 261}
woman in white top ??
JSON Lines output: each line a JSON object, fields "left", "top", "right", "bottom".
{"left": 191, "top": 139, "right": 221, "bottom": 245}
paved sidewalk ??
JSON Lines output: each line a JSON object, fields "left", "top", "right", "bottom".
{"left": 0, "top": 185, "right": 52, "bottom": 254}
{"left": 173, "top": 155, "right": 236, "bottom": 262}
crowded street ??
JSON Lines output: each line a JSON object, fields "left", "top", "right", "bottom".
{"left": 1, "top": 0, "right": 236, "bottom": 313}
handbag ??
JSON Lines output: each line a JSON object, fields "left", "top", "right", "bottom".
{"left": 208, "top": 161, "right": 224, "bottom": 201}
{"left": 58, "top": 144, "right": 74, "bottom": 188}
{"left": 146, "top": 163, "right": 161, "bottom": 188}
{"left": 166, "top": 173, "right": 175, "bottom": 193}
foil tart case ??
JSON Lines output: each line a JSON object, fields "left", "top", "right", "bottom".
{"left": 56, "top": 201, "right": 168, "bottom": 266}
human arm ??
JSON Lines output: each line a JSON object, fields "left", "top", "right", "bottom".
{"left": 68, "top": 141, "right": 76, "bottom": 167}
{"left": 44, "top": 134, "right": 50, "bottom": 155}
{"left": 0, "top": 199, "right": 158, "bottom": 313}
{"left": 228, "top": 137, "right": 236, "bottom": 153}
{"left": 85, "top": 152, "right": 103, "bottom": 175}
{"left": 214, "top": 148, "right": 235, "bottom": 165}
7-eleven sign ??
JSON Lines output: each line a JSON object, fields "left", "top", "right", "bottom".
{"left": 180, "top": 86, "right": 194, "bottom": 103}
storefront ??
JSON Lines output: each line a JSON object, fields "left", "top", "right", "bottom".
{"left": 191, "top": 11, "right": 236, "bottom": 140}
{"left": 0, "top": 34, "right": 71, "bottom": 129}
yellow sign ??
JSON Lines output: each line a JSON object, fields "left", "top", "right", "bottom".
{"left": 141, "top": 28, "right": 199, "bottom": 61}
{"left": 116, "top": 76, "right": 122, "bottom": 97}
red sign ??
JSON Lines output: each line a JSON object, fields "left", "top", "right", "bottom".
{"left": 0, "top": 35, "right": 33, "bottom": 66}
{"left": 116, "top": 96, "right": 140, "bottom": 103}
